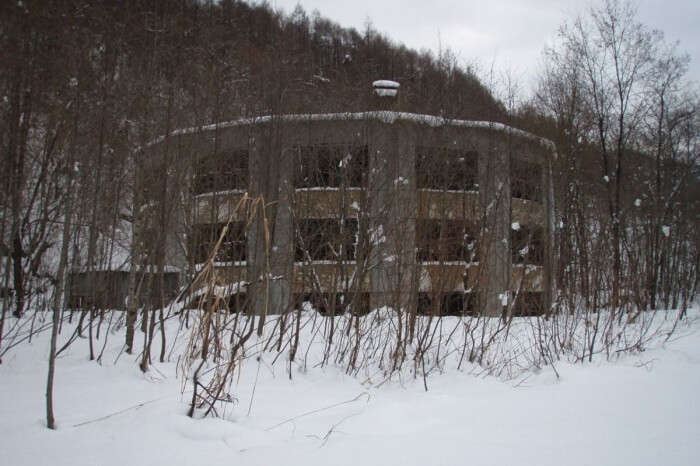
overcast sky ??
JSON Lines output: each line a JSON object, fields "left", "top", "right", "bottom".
{"left": 269, "top": 0, "right": 699, "bottom": 97}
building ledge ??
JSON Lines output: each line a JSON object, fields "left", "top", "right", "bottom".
{"left": 148, "top": 111, "right": 557, "bottom": 157}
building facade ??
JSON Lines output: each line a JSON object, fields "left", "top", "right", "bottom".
{"left": 154, "top": 103, "right": 556, "bottom": 317}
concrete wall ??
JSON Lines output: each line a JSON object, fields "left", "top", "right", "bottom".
{"left": 166, "top": 113, "right": 554, "bottom": 316}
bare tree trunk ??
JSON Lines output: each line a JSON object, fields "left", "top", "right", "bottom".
{"left": 125, "top": 204, "right": 141, "bottom": 354}
{"left": 46, "top": 103, "right": 80, "bottom": 426}
{"left": 139, "top": 308, "right": 150, "bottom": 373}
{"left": 46, "top": 301, "right": 59, "bottom": 429}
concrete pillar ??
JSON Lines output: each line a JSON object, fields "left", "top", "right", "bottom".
{"left": 268, "top": 145, "right": 294, "bottom": 315}
{"left": 367, "top": 120, "right": 395, "bottom": 310}
{"left": 247, "top": 126, "right": 266, "bottom": 316}
{"left": 247, "top": 121, "right": 293, "bottom": 318}
{"left": 367, "top": 120, "right": 416, "bottom": 312}
{"left": 479, "top": 136, "right": 511, "bottom": 317}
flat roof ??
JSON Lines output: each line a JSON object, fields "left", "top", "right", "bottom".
{"left": 149, "top": 111, "right": 556, "bottom": 156}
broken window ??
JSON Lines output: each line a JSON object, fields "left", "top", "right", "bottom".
{"left": 194, "top": 148, "right": 248, "bottom": 194}
{"left": 416, "top": 220, "right": 441, "bottom": 262}
{"left": 228, "top": 293, "right": 249, "bottom": 314}
{"left": 416, "top": 292, "right": 479, "bottom": 316}
{"left": 295, "top": 144, "right": 368, "bottom": 188}
{"left": 346, "top": 145, "right": 369, "bottom": 187}
{"left": 191, "top": 222, "right": 247, "bottom": 263}
{"left": 416, "top": 146, "right": 478, "bottom": 191}
{"left": 416, "top": 219, "right": 479, "bottom": 262}
{"left": 511, "top": 225, "right": 544, "bottom": 266}
{"left": 511, "top": 158, "right": 542, "bottom": 201}
{"left": 295, "top": 218, "right": 358, "bottom": 261}
{"left": 512, "top": 292, "right": 544, "bottom": 316}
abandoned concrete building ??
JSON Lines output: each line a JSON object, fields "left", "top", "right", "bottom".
{"left": 137, "top": 81, "right": 557, "bottom": 318}
{"left": 72, "top": 81, "right": 554, "bottom": 316}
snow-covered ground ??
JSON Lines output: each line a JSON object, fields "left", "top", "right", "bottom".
{"left": 1, "top": 309, "right": 699, "bottom": 466}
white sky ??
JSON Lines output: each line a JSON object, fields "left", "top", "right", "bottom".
{"left": 270, "top": 0, "right": 700, "bottom": 98}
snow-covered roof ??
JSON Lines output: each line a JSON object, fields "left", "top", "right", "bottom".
{"left": 75, "top": 264, "right": 181, "bottom": 274}
{"left": 372, "top": 80, "right": 400, "bottom": 89}
{"left": 149, "top": 111, "right": 556, "bottom": 156}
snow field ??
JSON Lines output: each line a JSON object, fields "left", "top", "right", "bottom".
{"left": 1, "top": 307, "right": 699, "bottom": 466}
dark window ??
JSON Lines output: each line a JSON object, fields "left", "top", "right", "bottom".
{"left": 511, "top": 225, "right": 544, "bottom": 266}
{"left": 346, "top": 145, "right": 368, "bottom": 187}
{"left": 194, "top": 149, "right": 248, "bottom": 194}
{"left": 511, "top": 159, "right": 542, "bottom": 201}
{"left": 442, "top": 293, "right": 465, "bottom": 315}
{"left": 417, "top": 292, "right": 479, "bottom": 316}
{"left": 464, "top": 292, "right": 480, "bottom": 315}
{"left": 295, "top": 218, "right": 358, "bottom": 261}
{"left": 187, "top": 290, "right": 249, "bottom": 312}
{"left": 228, "top": 293, "right": 249, "bottom": 314}
{"left": 416, "top": 147, "right": 478, "bottom": 191}
{"left": 417, "top": 292, "right": 435, "bottom": 314}
{"left": 512, "top": 292, "right": 544, "bottom": 316}
{"left": 416, "top": 220, "right": 441, "bottom": 262}
{"left": 417, "top": 220, "right": 479, "bottom": 262}
{"left": 295, "top": 144, "right": 368, "bottom": 188}
{"left": 294, "top": 292, "right": 369, "bottom": 315}
{"left": 191, "top": 222, "right": 246, "bottom": 263}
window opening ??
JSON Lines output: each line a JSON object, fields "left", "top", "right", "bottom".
{"left": 295, "top": 218, "right": 358, "bottom": 261}
{"left": 511, "top": 158, "right": 542, "bottom": 201}
{"left": 295, "top": 144, "right": 368, "bottom": 188}
{"left": 191, "top": 222, "right": 247, "bottom": 263}
{"left": 194, "top": 148, "right": 248, "bottom": 194}
{"left": 417, "top": 219, "right": 479, "bottom": 262}
{"left": 416, "top": 146, "right": 478, "bottom": 191}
